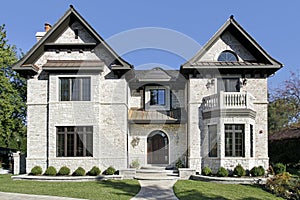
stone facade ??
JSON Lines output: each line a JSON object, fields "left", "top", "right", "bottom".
{"left": 14, "top": 8, "right": 281, "bottom": 175}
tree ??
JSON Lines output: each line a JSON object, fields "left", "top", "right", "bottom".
{"left": 0, "top": 24, "right": 27, "bottom": 151}
{"left": 268, "top": 70, "right": 300, "bottom": 133}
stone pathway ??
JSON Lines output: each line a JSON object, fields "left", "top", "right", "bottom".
{"left": 131, "top": 180, "right": 179, "bottom": 200}
{"left": 0, "top": 192, "right": 86, "bottom": 200}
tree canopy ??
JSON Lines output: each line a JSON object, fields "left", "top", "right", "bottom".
{"left": 268, "top": 70, "right": 300, "bottom": 133}
{"left": 0, "top": 24, "right": 26, "bottom": 151}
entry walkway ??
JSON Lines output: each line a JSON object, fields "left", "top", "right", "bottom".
{"left": 0, "top": 192, "right": 86, "bottom": 200}
{"left": 131, "top": 180, "right": 179, "bottom": 200}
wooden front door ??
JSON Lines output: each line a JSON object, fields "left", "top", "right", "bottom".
{"left": 147, "top": 132, "right": 169, "bottom": 164}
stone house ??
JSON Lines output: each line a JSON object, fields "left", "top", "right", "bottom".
{"left": 13, "top": 6, "right": 282, "bottom": 174}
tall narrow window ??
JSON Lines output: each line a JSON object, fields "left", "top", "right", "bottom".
{"left": 225, "top": 124, "right": 245, "bottom": 157}
{"left": 57, "top": 126, "right": 93, "bottom": 157}
{"left": 208, "top": 125, "right": 218, "bottom": 157}
{"left": 150, "top": 89, "right": 165, "bottom": 105}
{"left": 59, "top": 77, "right": 91, "bottom": 101}
{"left": 250, "top": 124, "right": 253, "bottom": 157}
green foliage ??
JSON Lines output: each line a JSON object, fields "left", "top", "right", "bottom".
{"left": 57, "top": 166, "right": 70, "bottom": 176}
{"left": 44, "top": 166, "right": 57, "bottom": 176}
{"left": 104, "top": 166, "right": 116, "bottom": 175}
{"left": 175, "top": 158, "right": 184, "bottom": 169}
{"left": 217, "top": 167, "right": 228, "bottom": 177}
{"left": 130, "top": 159, "right": 140, "bottom": 169}
{"left": 88, "top": 166, "right": 101, "bottom": 176}
{"left": 233, "top": 164, "right": 246, "bottom": 177}
{"left": 265, "top": 172, "right": 300, "bottom": 199}
{"left": 0, "top": 24, "right": 27, "bottom": 151}
{"left": 73, "top": 167, "right": 86, "bottom": 176}
{"left": 250, "top": 166, "right": 265, "bottom": 177}
{"left": 201, "top": 166, "right": 212, "bottom": 176}
{"left": 30, "top": 166, "right": 43, "bottom": 176}
{"left": 273, "top": 163, "right": 286, "bottom": 175}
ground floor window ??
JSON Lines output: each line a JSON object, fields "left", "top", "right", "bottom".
{"left": 208, "top": 125, "right": 218, "bottom": 157}
{"left": 56, "top": 126, "right": 93, "bottom": 157}
{"left": 225, "top": 124, "right": 245, "bottom": 157}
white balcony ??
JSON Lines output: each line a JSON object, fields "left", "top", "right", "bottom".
{"left": 202, "top": 91, "right": 255, "bottom": 112}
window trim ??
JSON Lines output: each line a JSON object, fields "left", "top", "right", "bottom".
{"left": 56, "top": 126, "right": 93, "bottom": 157}
{"left": 217, "top": 50, "right": 238, "bottom": 62}
{"left": 144, "top": 86, "right": 170, "bottom": 111}
{"left": 225, "top": 124, "right": 245, "bottom": 157}
{"left": 58, "top": 76, "right": 91, "bottom": 101}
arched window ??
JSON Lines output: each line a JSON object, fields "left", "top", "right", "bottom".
{"left": 217, "top": 51, "right": 238, "bottom": 62}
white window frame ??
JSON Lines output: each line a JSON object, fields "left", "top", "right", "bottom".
{"left": 145, "top": 86, "right": 170, "bottom": 111}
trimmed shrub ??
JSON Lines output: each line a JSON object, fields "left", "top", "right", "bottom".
{"left": 175, "top": 159, "right": 184, "bottom": 169}
{"left": 44, "top": 166, "right": 57, "bottom": 176}
{"left": 58, "top": 166, "right": 70, "bottom": 176}
{"left": 201, "top": 166, "right": 212, "bottom": 176}
{"left": 258, "top": 166, "right": 265, "bottom": 176}
{"left": 217, "top": 167, "right": 228, "bottom": 177}
{"left": 88, "top": 166, "right": 101, "bottom": 176}
{"left": 30, "top": 166, "right": 43, "bottom": 175}
{"left": 73, "top": 167, "right": 86, "bottom": 176}
{"left": 103, "top": 166, "right": 116, "bottom": 175}
{"left": 273, "top": 163, "right": 286, "bottom": 175}
{"left": 130, "top": 159, "right": 140, "bottom": 169}
{"left": 233, "top": 164, "right": 246, "bottom": 177}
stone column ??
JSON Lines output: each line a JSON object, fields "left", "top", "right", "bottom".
{"left": 13, "top": 151, "right": 20, "bottom": 175}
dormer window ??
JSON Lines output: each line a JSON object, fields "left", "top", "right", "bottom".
{"left": 217, "top": 50, "right": 238, "bottom": 62}
{"left": 145, "top": 86, "right": 170, "bottom": 111}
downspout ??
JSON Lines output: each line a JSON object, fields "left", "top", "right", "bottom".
{"left": 46, "top": 76, "right": 50, "bottom": 169}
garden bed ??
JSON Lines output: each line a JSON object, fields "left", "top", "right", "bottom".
{"left": 191, "top": 174, "right": 268, "bottom": 184}
{"left": 12, "top": 174, "right": 123, "bottom": 182}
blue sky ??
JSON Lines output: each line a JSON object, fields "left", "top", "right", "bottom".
{"left": 1, "top": 1, "right": 299, "bottom": 90}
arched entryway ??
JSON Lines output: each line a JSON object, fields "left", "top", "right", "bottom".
{"left": 147, "top": 131, "right": 169, "bottom": 164}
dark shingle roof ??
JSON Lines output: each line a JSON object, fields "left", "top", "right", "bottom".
{"left": 269, "top": 128, "right": 300, "bottom": 141}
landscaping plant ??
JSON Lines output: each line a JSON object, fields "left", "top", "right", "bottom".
{"left": 30, "top": 166, "right": 43, "bottom": 175}
{"left": 88, "top": 166, "right": 101, "bottom": 176}
{"left": 233, "top": 164, "right": 246, "bottom": 177}
{"left": 44, "top": 166, "right": 57, "bottom": 176}
{"left": 58, "top": 166, "right": 70, "bottom": 176}
{"left": 273, "top": 163, "right": 286, "bottom": 175}
{"left": 73, "top": 167, "right": 86, "bottom": 176}
{"left": 104, "top": 166, "right": 116, "bottom": 175}
{"left": 201, "top": 166, "right": 212, "bottom": 176}
{"left": 217, "top": 167, "right": 228, "bottom": 177}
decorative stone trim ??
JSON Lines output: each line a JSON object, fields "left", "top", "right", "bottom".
{"left": 119, "top": 168, "right": 136, "bottom": 179}
{"left": 191, "top": 175, "right": 267, "bottom": 184}
{"left": 178, "top": 168, "right": 196, "bottom": 180}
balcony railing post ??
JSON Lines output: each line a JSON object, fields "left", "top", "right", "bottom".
{"left": 219, "top": 91, "right": 224, "bottom": 109}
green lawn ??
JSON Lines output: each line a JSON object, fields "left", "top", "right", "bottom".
{"left": 174, "top": 180, "right": 283, "bottom": 200}
{"left": 0, "top": 175, "right": 140, "bottom": 200}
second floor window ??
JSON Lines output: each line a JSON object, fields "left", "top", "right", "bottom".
{"left": 218, "top": 78, "right": 240, "bottom": 92}
{"left": 60, "top": 77, "right": 91, "bottom": 101}
{"left": 150, "top": 89, "right": 165, "bottom": 106}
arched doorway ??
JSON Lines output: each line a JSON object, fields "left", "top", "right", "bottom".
{"left": 147, "top": 131, "right": 169, "bottom": 164}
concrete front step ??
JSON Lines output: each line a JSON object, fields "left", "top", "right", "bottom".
{"left": 135, "top": 167, "right": 178, "bottom": 180}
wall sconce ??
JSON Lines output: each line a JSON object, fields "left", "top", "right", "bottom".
{"left": 206, "top": 79, "right": 215, "bottom": 89}
{"left": 242, "top": 78, "right": 247, "bottom": 86}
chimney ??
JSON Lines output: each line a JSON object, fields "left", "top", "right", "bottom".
{"left": 44, "top": 23, "right": 52, "bottom": 32}
{"left": 35, "top": 23, "right": 52, "bottom": 42}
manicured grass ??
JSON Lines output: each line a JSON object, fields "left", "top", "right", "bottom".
{"left": 174, "top": 180, "right": 283, "bottom": 200}
{"left": 0, "top": 175, "right": 140, "bottom": 200}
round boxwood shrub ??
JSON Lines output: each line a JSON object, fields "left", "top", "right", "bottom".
{"left": 30, "top": 166, "right": 43, "bottom": 175}
{"left": 233, "top": 164, "right": 246, "bottom": 177}
{"left": 202, "top": 166, "right": 212, "bottom": 176}
{"left": 217, "top": 167, "right": 228, "bottom": 177}
{"left": 44, "top": 166, "right": 57, "bottom": 176}
{"left": 251, "top": 166, "right": 265, "bottom": 177}
{"left": 88, "top": 166, "right": 101, "bottom": 176}
{"left": 103, "top": 166, "right": 116, "bottom": 175}
{"left": 73, "top": 167, "right": 86, "bottom": 176}
{"left": 58, "top": 166, "right": 70, "bottom": 176}
{"left": 273, "top": 163, "right": 286, "bottom": 175}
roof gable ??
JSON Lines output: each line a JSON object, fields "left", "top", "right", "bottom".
{"left": 13, "top": 5, "right": 132, "bottom": 75}
{"left": 181, "top": 16, "right": 283, "bottom": 76}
